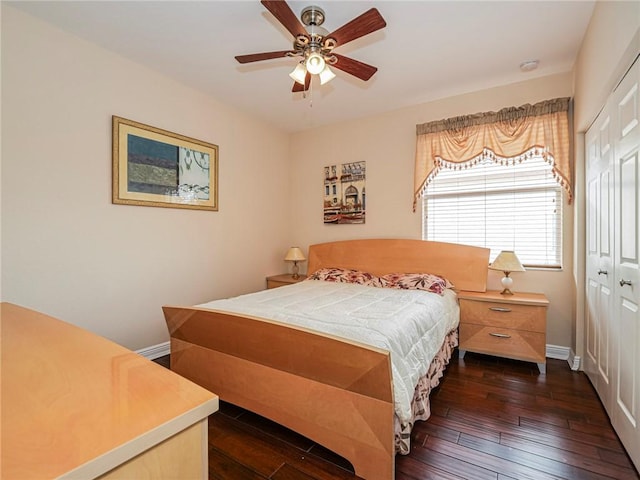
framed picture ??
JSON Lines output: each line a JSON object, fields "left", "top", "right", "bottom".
{"left": 323, "top": 161, "right": 366, "bottom": 224}
{"left": 112, "top": 116, "right": 218, "bottom": 211}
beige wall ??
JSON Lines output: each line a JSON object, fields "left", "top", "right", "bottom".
{"left": 571, "top": 1, "right": 640, "bottom": 358}
{"left": 1, "top": 6, "right": 291, "bottom": 350}
{"left": 290, "top": 73, "right": 575, "bottom": 348}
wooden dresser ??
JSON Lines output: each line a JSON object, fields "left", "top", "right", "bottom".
{"left": 1, "top": 302, "right": 218, "bottom": 479}
{"left": 266, "top": 273, "right": 307, "bottom": 289}
{"left": 457, "top": 290, "right": 549, "bottom": 373}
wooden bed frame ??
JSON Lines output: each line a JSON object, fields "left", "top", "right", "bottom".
{"left": 163, "top": 239, "right": 489, "bottom": 479}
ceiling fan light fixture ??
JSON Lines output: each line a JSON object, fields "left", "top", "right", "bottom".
{"left": 306, "top": 52, "right": 325, "bottom": 75}
{"left": 319, "top": 65, "right": 336, "bottom": 85}
{"left": 289, "top": 62, "right": 307, "bottom": 84}
{"left": 235, "top": 2, "right": 387, "bottom": 93}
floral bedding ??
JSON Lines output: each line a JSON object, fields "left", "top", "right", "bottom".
{"left": 395, "top": 328, "right": 457, "bottom": 454}
{"left": 307, "top": 267, "right": 454, "bottom": 295}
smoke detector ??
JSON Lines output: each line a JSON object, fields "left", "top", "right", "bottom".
{"left": 520, "top": 60, "right": 539, "bottom": 72}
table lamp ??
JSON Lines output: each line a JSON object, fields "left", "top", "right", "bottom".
{"left": 489, "top": 250, "right": 525, "bottom": 295}
{"left": 284, "top": 247, "right": 306, "bottom": 279}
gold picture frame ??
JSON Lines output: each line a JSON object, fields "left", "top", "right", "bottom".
{"left": 112, "top": 116, "right": 218, "bottom": 211}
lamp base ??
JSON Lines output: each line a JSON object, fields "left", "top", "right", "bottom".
{"left": 500, "top": 273, "right": 514, "bottom": 295}
{"left": 292, "top": 261, "right": 300, "bottom": 280}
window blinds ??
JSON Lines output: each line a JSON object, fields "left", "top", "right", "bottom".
{"left": 422, "top": 156, "right": 562, "bottom": 268}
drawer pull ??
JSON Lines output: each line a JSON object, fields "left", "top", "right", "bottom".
{"left": 489, "top": 307, "right": 512, "bottom": 313}
{"left": 489, "top": 332, "right": 512, "bottom": 339}
{"left": 620, "top": 279, "right": 633, "bottom": 287}
{"left": 598, "top": 270, "right": 608, "bottom": 276}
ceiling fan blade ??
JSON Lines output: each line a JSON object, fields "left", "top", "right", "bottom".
{"left": 292, "top": 72, "right": 311, "bottom": 92}
{"left": 261, "top": 0, "right": 308, "bottom": 39}
{"left": 331, "top": 54, "right": 378, "bottom": 81}
{"left": 325, "top": 8, "right": 386, "bottom": 47}
{"left": 235, "top": 50, "right": 294, "bottom": 64}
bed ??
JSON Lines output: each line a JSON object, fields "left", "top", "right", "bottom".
{"left": 163, "top": 239, "right": 489, "bottom": 479}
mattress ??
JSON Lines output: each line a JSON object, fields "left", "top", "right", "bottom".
{"left": 197, "top": 279, "right": 459, "bottom": 423}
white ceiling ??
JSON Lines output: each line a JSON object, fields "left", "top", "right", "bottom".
{"left": 10, "top": 1, "right": 595, "bottom": 133}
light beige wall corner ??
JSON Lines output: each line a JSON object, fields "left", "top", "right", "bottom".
{"left": 1, "top": 6, "right": 290, "bottom": 350}
{"left": 571, "top": 1, "right": 640, "bottom": 361}
{"left": 573, "top": 2, "right": 640, "bottom": 132}
{"left": 290, "top": 73, "right": 575, "bottom": 348}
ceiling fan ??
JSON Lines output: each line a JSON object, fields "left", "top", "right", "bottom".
{"left": 235, "top": 1, "right": 387, "bottom": 92}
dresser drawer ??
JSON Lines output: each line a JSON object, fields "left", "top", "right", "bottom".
{"left": 266, "top": 274, "right": 307, "bottom": 289}
{"left": 267, "top": 279, "right": 290, "bottom": 289}
{"left": 459, "top": 299, "right": 546, "bottom": 333}
{"left": 459, "top": 323, "right": 546, "bottom": 363}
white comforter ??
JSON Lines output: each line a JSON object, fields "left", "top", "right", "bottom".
{"left": 198, "top": 280, "right": 459, "bottom": 423}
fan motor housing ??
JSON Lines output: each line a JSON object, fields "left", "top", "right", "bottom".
{"left": 301, "top": 6, "right": 325, "bottom": 26}
{"left": 295, "top": 5, "right": 333, "bottom": 54}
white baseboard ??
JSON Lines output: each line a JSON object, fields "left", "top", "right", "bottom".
{"left": 546, "top": 344, "right": 581, "bottom": 371}
{"left": 546, "top": 344, "right": 569, "bottom": 360}
{"left": 136, "top": 341, "right": 170, "bottom": 360}
{"left": 568, "top": 351, "right": 581, "bottom": 371}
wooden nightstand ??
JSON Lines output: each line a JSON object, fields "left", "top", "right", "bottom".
{"left": 457, "top": 290, "right": 549, "bottom": 373}
{"left": 266, "top": 274, "right": 307, "bottom": 289}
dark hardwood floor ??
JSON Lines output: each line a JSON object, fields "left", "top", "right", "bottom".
{"left": 154, "top": 351, "right": 639, "bottom": 480}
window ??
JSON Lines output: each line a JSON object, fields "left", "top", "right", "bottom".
{"left": 422, "top": 155, "right": 562, "bottom": 268}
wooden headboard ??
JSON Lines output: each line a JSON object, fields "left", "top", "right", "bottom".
{"left": 307, "top": 239, "right": 489, "bottom": 293}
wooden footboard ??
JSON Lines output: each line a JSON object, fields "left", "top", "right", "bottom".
{"left": 163, "top": 305, "right": 395, "bottom": 480}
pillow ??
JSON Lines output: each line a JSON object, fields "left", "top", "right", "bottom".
{"left": 380, "top": 272, "right": 454, "bottom": 296}
{"left": 307, "top": 267, "right": 385, "bottom": 287}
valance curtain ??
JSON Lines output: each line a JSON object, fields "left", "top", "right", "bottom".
{"left": 413, "top": 97, "right": 572, "bottom": 210}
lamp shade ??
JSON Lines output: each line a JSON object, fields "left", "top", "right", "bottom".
{"left": 489, "top": 251, "right": 525, "bottom": 273}
{"left": 319, "top": 65, "right": 336, "bottom": 85}
{"left": 289, "top": 62, "right": 307, "bottom": 85}
{"left": 284, "top": 247, "right": 306, "bottom": 262}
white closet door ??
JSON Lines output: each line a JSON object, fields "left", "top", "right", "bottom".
{"left": 585, "top": 110, "right": 614, "bottom": 412}
{"left": 612, "top": 57, "right": 640, "bottom": 471}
